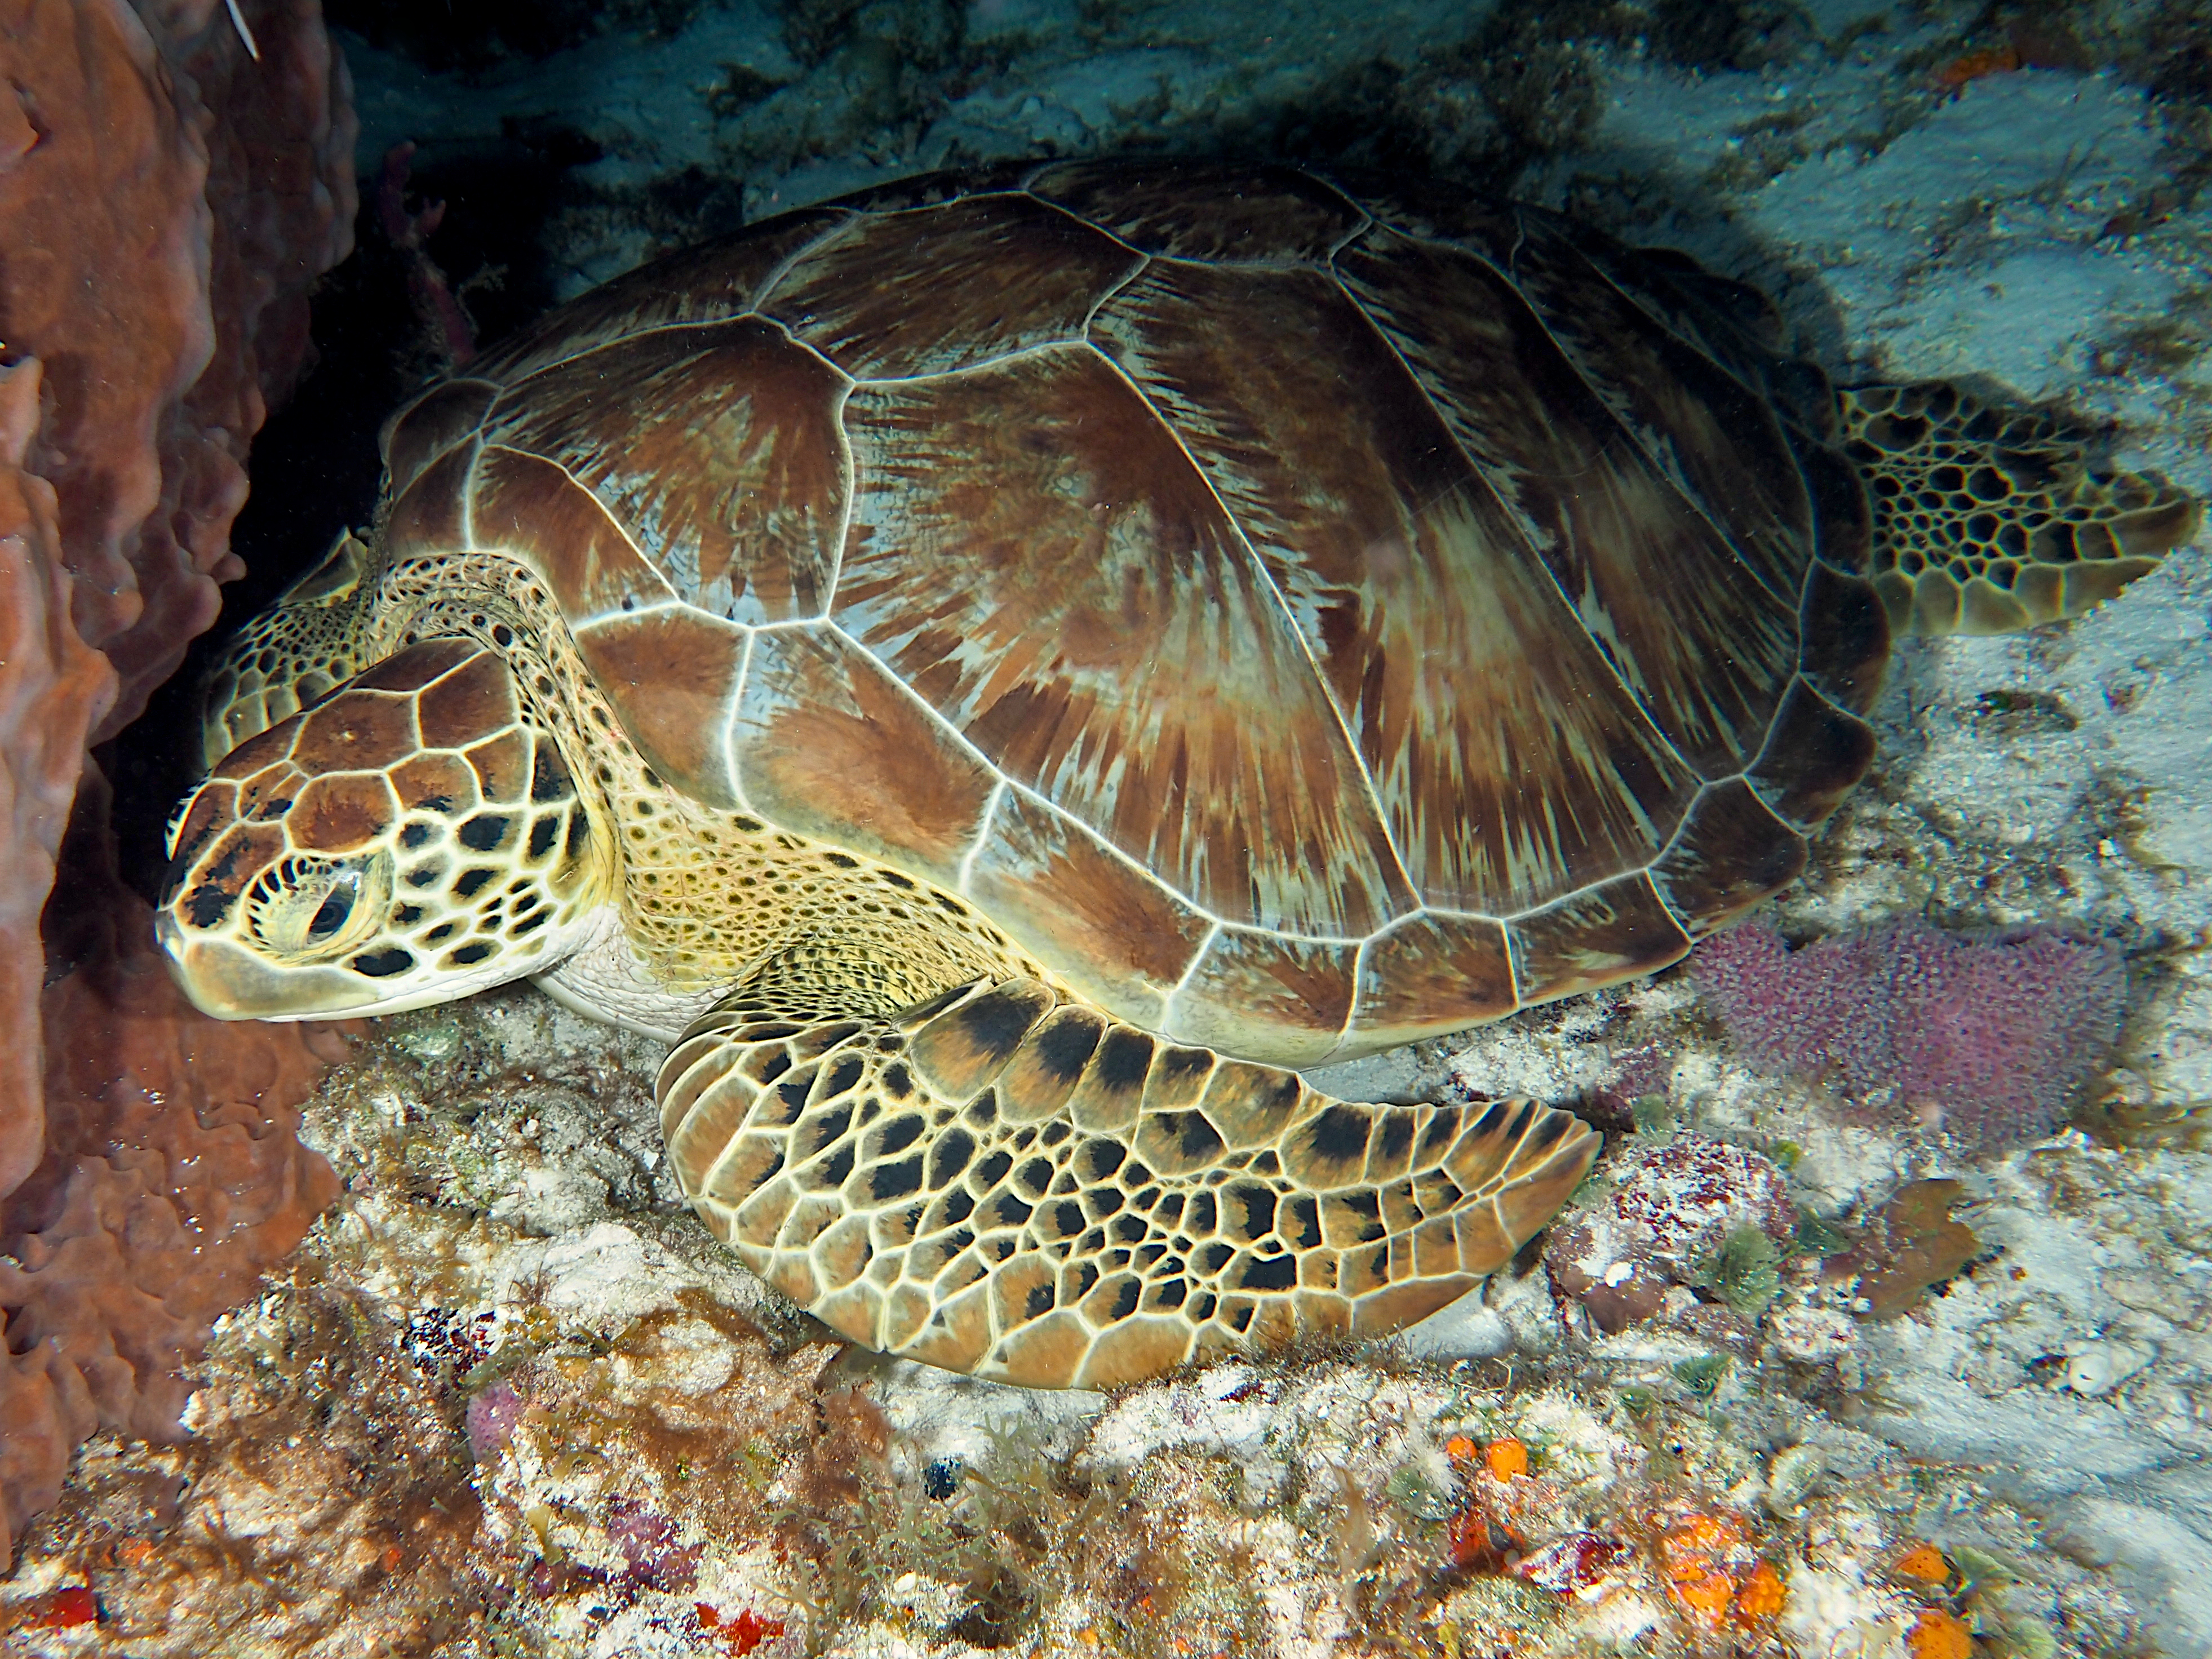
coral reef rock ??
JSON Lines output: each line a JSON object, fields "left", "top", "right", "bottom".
{"left": 0, "top": 0, "right": 356, "bottom": 1573}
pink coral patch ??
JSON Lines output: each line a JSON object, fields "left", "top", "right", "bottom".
{"left": 1690, "top": 917, "right": 2125, "bottom": 1148}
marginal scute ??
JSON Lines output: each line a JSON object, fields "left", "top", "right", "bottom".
{"left": 1164, "top": 926, "right": 1355, "bottom": 1066}
{"left": 382, "top": 378, "right": 498, "bottom": 496}
{"left": 1592, "top": 242, "right": 1805, "bottom": 419}
{"left": 1506, "top": 873, "right": 1693, "bottom": 1004}
{"left": 383, "top": 439, "right": 476, "bottom": 557}
{"left": 1796, "top": 558, "right": 1891, "bottom": 716}
{"left": 470, "top": 209, "right": 851, "bottom": 383}
{"left": 830, "top": 162, "right": 1041, "bottom": 215}
{"left": 571, "top": 608, "right": 748, "bottom": 808}
{"left": 1745, "top": 677, "right": 1879, "bottom": 830}
{"left": 1791, "top": 428, "right": 1876, "bottom": 583}
{"left": 1027, "top": 159, "right": 1366, "bottom": 262}
{"left": 470, "top": 445, "right": 677, "bottom": 625}
{"left": 1649, "top": 779, "right": 1809, "bottom": 932}
{"left": 1343, "top": 912, "right": 1518, "bottom": 1058}
{"left": 963, "top": 790, "right": 1211, "bottom": 1031}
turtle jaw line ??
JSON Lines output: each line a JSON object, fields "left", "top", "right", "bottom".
{"left": 158, "top": 801, "right": 608, "bottom": 1019}
{"left": 157, "top": 901, "right": 591, "bottom": 1021}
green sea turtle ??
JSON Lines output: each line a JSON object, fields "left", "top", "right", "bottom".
{"left": 156, "top": 162, "right": 2197, "bottom": 1389}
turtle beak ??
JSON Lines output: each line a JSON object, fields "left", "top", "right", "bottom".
{"left": 158, "top": 928, "right": 378, "bottom": 1022}
{"left": 154, "top": 905, "right": 187, "bottom": 969}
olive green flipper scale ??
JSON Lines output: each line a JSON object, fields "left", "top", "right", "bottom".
{"left": 659, "top": 973, "right": 1599, "bottom": 1390}
{"left": 1841, "top": 382, "right": 2200, "bottom": 636}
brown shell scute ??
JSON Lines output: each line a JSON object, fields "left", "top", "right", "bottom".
{"left": 469, "top": 209, "right": 852, "bottom": 384}
{"left": 1029, "top": 160, "right": 1367, "bottom": 263}
{"left": 730, "top": 625, "right": 998, "bottom": 885}
{"left": 484, "top": 321, "right": 848, "bottom": 625}
{"left": 384, "top": 379, "right": 498, "bottom": 496}
{"left": 382, "top": 161, "right": 1889, "bottom": 1060}
{"left": 472, "top": 446, "right": 677, "bottom": 626}
{"left": 1332, "top": 228, "right": 1804, "bottom": 777}
{"left": 759, "top": 193, "right": 1142, "bottom": 380}
{"left": 963, "top": 788, "right": 1213, "bottom": 1030}
{"left": 570, "top": 609, "right": 748, "bottom": 807}
{"left": 834, "top": 348, "right": 1410, "bottom": 938}
{"left": 1165, "top": 927, "right": 1360, "bottom": 1066}
{"left": 1350, "top": 914, "right": 1519, "bottom": 1052}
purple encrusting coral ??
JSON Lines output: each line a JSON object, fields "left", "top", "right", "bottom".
{"left": 1690, "top": 918, "right": 2125, "bottom": 1148}
{"left": 605, "top": 1496, "right": 702, "bottom": 1592}
{"left": 464, "top": 1379, "right": 525, "bottom": 1463}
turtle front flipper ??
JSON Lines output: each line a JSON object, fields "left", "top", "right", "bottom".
{"left": 1840, "top": 382, "right": 2200, "bottom": 636}
{"left": 196, "top": 529, "right": 379, "bottom": 767}
{"left": 659, "top": 974, "right": 1599, "bottom": 1389}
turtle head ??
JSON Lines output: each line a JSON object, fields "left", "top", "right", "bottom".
{"left": 158, "top": 636, "right": 615, "bottom": 1021}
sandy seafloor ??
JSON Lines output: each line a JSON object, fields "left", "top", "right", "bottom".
{"left": 8, "top": 1, "right": 2212, "bottom": 1655}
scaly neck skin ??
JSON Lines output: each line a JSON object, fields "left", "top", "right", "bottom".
{"left": 357, "top": 554, "right": 1050, "bottom": 1038}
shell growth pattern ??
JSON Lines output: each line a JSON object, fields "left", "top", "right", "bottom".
{"left": 359, "top": 159, "right": 1888, "bottom": 1067}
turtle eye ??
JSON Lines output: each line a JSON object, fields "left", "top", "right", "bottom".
{"left": 308, "top": 885, "right": 357, "bottom": 938}
{"left": 246, "top": 854, "right": 390, "bottom": 961}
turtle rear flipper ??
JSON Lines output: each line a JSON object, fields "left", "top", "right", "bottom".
{"left": 1841, "top": 382, "right": 2199, "bottom": 635}
{"left": 658, "top": 970, "right": 1598, "bottom": 1390}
